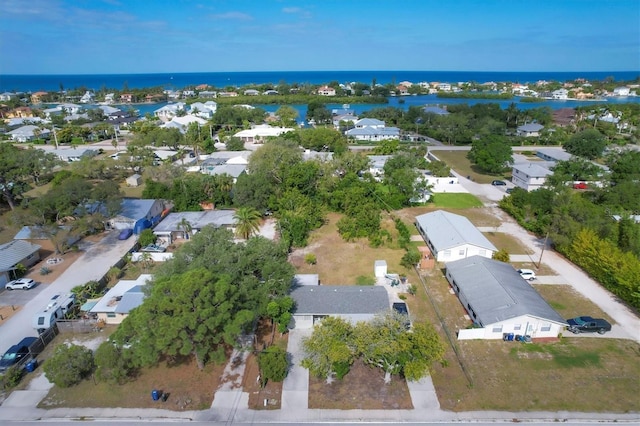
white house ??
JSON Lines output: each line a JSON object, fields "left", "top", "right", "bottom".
{"left": 90, "top": 274, "right": 152, "bottom": 324}
{"left": 446, "top": 256, "right": 567, "bottom": 340}
{"left": 50, "top": 148, "right": 98, "bottom": 162}
{"left": 154, "top": 102, "right": 186, "bottom": 122}
{"left": 415, "top": 210, "right": 497, "bottom": 262}
{"left": 233, "top": 124, "right": 294, "bottom": 144}
{"left": 79, "top": 91, "right": 95, "bottom": 103}
{"left": 552, "top": 89, "right": 568, "bottom": 100}
{"left": 153, "top": 210, "right": 237, "bottom": 244}
{"left": 317, "top": 85, "right": 336, "bottom": 96}
{"left": 8, "top": 125, "right": 50, "bottom": 142}
{"left": 516, "top": 123, "right": 544, "bottom": 137}
{"left": 613, "top": 86, "right": 630, "bottom": 96}
{"left": 511, "top": 163, "right": 553, "bottom": 191}
{"left": 290, "top": 285, "right": 389, "bottom": 329}
{"left": 189, "top": 101, "right": 217, "bottom": 119}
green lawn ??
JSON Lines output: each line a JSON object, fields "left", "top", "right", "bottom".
{"left": 430, "top": 150, "right": 511, "bottom": 184}
{"left": 429, "top": 193, "right": 483, "bottom": 208}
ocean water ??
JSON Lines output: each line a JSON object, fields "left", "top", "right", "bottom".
{"left": 1, "top": 70, "right": 639, "bottom": 92}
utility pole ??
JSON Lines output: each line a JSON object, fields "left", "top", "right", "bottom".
{"left": 537, "top": 230, "right": 550, "bottom": 269}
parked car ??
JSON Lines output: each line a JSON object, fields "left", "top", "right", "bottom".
{"left": 517, "top": 269, "right": 537, "bottom": 281}
{"left": 573, "top": 182, "right": 588, "bottom": 190}
{"left": 5, "top": 278, "right": 36, "bottom": 290}
{"left": 141, "top": 244, "right": 166, "bottom": 253}
{"left": 118, "top": 229, "right": 133, "bottom": 240}
{"left": 0, "top": 337, "right": 37, "bottom": 372}
{"left": 491, "top": 180, "right": 506, "bottom": 186}
{"left": 506, "top": 188, "right": 514, "bottom": 194}
{"left": 566, "top": 316, "right": 612, "bottom": 334}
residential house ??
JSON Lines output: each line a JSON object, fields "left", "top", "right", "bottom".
{"left": 50, "top": 148, "right": 98, "bottom": 162}
{"left": 264, "top": 90, "right": 278, "bottom": 96}
{"left": 154, "top": 102, "right": 186, "bottom": 122}
{"left": 218, "top": 91, "right": 238, "bottom": 97}
{"left": 189, "top": 101, "right": 217, "bottom": 119}
{"left": 367, "top": 155, "right": 393, "bottom": 180}
{"left": 0, "top": 92, "right": 17, "bottom": 101}
{"left": 198, "top": 90, "right": 217, "bottom": 98}
{"left": 290, "top": 285, "right": 390, "bottom": 329}
{"left": 79, "top": 91, "right": 95, "bottom": 103}
{"left": 346, "top": 122, "right": 400, "bottom": 141}
{"left": 160, "top": 115, "right": 207, "bottom": 133}
{"left": 423, "top": 106, "right": 450, "bottom": 116}
{"left": 0, "top": 240, "right": 41, "bottom": 286}
{"left": 552, "top": 108, "right": 576, "bottom": 127}
{"left": 8, "top": 125, "right": 50, "bottom": 142}
{"left": 397, "top": 85, "right": 409, "bottom": 96}
{"left": 446, "top": 256, "right": 567, "bottom": 340}
{"left": 516, "top": 123, "right": 544, "bottom": 137}
{"left": 120, "top": 93, "right": 134, "bottom": 103}
{"left": 30, "top": 91, "right": 48, "bottom": 104}
{"left": 90, "top": 274, "right": 152, "bottom": 325}
{"left": 536, "top": 148, "right": 572, "bottom": 163}
{"left": 317, "top": 85, "right": 336, "bottom": 96}
{"left": 13, "top": 225, "right": 79, "bottom": 253}
{"left": 201, "top": 163, "right": 247, "bottom": 182}
{"left": 107, "top": 199, "right": 165, "bottom": 232}
{"left": 153, "top": 210, "right": 237, "bottom": 244}
{"left": 551, "top": 89, "right": 568, "bottom": 100}
{"left": 233, "top": 124, "right": 293, "bottom": 144}
{"left": 437, "top": 83, "right": 452, "bottom": 91}
{"left": 613, "top": 86, "right": 630, "bottom": 96}
{"left": 511, "top": 163, "right": 553, "bottom": 191}
{"left": 415, "top": 210, "right": 497, "bottom": 262}
{"left": 243, "top": 89, "right": 260, "bottom": 96}
{"left": 6, "top": 107, "right": 35, "bottom": 119}
{"left": 333, "top": 113, "right": 358, "bottom": 129}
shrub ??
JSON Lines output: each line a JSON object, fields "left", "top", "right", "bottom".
{"left": 44, "top": 344, "right": 94, "bottom": 388}
{"left": 304, "top": 253, "right": 317, "bottom": 265}
{"left": 492, "top": 249, "right": 510, "bottom": 262}
{"left": 408, "top": 284, "right": 418, "bottom": 296}
{"left": 258, "top": 346, "right": 289, "bottom": 387}
{"left": 40, "top": 266, "right": 52, "bottom": 275}
{"left": 138, "top": 229, "right": 157, "bottom": 247}
{"left": 332, "top": 361, "right": 351, "bottom": 380}
{"left": 0, "top": 365, "right": 24, "bottom": 390}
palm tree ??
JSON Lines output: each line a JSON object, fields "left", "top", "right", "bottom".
{"left": 234, "top": 207, "right": 262, "bottom": 240}
{"left": 176, "top": 217, "right": 192, "bottom": 240}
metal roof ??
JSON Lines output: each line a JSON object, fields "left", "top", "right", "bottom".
{"left": 153, "top": 210, "right": 236, "bottom": 233}
{"left": 91, "top": 274, "right": 152, "bottom": 314}
{"left": 446, "top": 256, "right": 566, "bottom": 326}
{"left": 0, "top": 240, "right": 41, "bottom": 271}
{"left": 512, "top": 162, "right": 553, "bottom": 178}
{"left": 115, "top": 285, "right": 146, "bottom": 314}
{"left": 415, "top": 210, "right": 497, "bottom": 253}
{"left": 291, "top": 285, "right": 389, "bottom": 315}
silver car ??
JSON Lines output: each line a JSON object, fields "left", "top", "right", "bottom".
{"left": 5, "top": 278, "right": 36, "bottom": 290}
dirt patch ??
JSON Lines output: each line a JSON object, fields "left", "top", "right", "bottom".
{"left": 0, "top": 304, "right": 21, "bottom": 325}
{"left": 24, "top": 249, "right": 85, "bottom": 285}
{"left": 308, "top": 359, "right": 413, "bottom": 410}
{"left": 244, "top": 318, "right": 287, "bottom": 410}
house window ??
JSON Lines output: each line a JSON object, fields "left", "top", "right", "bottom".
{"left": 514, "top": 324, "right": 522, "bottom": 331}
{"left": 492, "top": 325, "right": 503, "bottom": 333}
{"left": 107, "top": 313, "right": 116, "bottom": 318}
{"left": 443, "top": 250, "right": 451, "bottom": 257}
{"left": 459, "top": 249, "right": 465, "bottom": 256}
{"left": 541, "top": 323, "right": 551, "bottom": 332}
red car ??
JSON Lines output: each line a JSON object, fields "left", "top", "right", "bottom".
{"left": 573, "top": 182, "right": 588, "bottom": 190}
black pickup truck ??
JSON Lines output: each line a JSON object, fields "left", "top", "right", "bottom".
{"left": 567, "top": 316, "right": 612, "bottom": 334}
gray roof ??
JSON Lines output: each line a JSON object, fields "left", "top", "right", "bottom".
{"left": 119, "top": 199, "right": 159, "bottom": 221}
{"left": 204, "top": 164, "right": 247, "bottom": 178}
{"left": 415, "top": 210, "right": 497, "bottom": 253}
{"left": 517, "top": 123, "right": 544, "bottom": 132}
{"left": 446, "top": 256, "right": 566, "bottom": 326}
{"left": 512, "top": 162, "right": 553, "bottom": 178}
{"left": 115, "top": 285, "right": 146, "bottom": 314}
{"left": 0, "top": 240, "right": 41, "bottom": 271}
{"left": 291, "top": 285, "right": 389, "bottom": 315}
{"left": 536, "top": 148, "right": 573, "bottom": 162}
{"left": 153, "top": 210, "right": 236, "bottom": 233}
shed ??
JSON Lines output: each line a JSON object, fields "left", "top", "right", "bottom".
{"left": 126, "top": 174, "right": 142, "bottom": 187}
{"left": 374, "top": 260, "right": 388, "bottom": 278}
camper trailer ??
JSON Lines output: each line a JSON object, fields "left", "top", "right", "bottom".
{"left": 33, "top": 293, "right": 76, "bottom": 334}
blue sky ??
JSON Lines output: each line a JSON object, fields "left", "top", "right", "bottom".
{"left": 1, "top": 0, "right": 638, "bottom": 75}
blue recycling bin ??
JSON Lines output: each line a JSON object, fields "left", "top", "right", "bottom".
{"left": 151, "top": 389, "right": 161, "bottom": 401}
{"left": 25, "top": 359, "right": 38, "bottom": 372}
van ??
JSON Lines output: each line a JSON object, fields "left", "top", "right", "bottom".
{"left": 33, "top": 294, "right": 76, "bottom": 334}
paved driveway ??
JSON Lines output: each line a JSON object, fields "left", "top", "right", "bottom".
{"left": 0, "top": 231, "right": 136, "bottom": 354}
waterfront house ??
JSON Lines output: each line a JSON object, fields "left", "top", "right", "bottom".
{"left": 317, "top": 85, "right": 336, "bottom": 96}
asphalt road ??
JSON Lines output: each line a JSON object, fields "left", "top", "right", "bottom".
{"left": 0, "top": 231, "right": 136, "bottom": 355}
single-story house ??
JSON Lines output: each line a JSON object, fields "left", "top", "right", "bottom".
{"left": 511, "top": 163, "right": 553, "bottom": 191}
{"left": 49, "top": 148, "right": 98, "bottom": 162}
{"left": 536, "top": 148, "right": 572, "bottom": 163}
{"left": 516, "top": 123, "right": 544, "bottom": 137}
{"left": 345, "top": 125, "right": 400, "bottom": 141}
{"left": 13, "top": 225, "right": 79, "bottom": 252}
{"left": 108, "top": 199, "right": 165, "bottom": 233}
{"left": 201, "top": 164, "right": 247, "bottom": 181}
{"left": 90, "top": 274, "right": 152, "bottom": 324}
{"left": 423, "top": 106, "right": 450, "bottom": 115}
{"left": 290, "top": 285, "right": 390, "bottom": 329}
{"left": 154, "top": 103, "right": 186, "bottom": 122}
{"left": 153, "top": 210, "right": 236, "bottom": 244}
{"left": 0, "top": 240, "right": 41, "bottom": 286}
{"left": 233, "top": 124, "right": 294, "bottom": 144}
{"left": 126, "top": 174, "right": 142, "bottom": 187}
{"left": 8, "top": 125, "right": 50, "bottom": 142}
{"left": 317, "top": 85, "right": 336, "bottom": 96}
{"left": 445, "top": 256, "right": 567, "bottom": 340}
{"left": 415, "top": 210, "right": 497, "bottom": 262}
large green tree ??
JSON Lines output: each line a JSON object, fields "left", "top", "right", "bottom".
{"left": 563, "top": 129, "right": 607, "bottom": 159}
{"left": 301, "top": 316, "right": 356, "bottom": 380}
{"left": 0, "top": 144, "right": 59, "bottom": 209}
{"left": 234, "top": 207, "right": 262, "bottom": 239}
{"left": 467, "top": 135, "right": 513, "bottom": 174}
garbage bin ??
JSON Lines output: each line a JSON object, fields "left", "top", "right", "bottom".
{"left": 507, "top": 333, "right": 515, "bottom": 341}
{"left": 25, "top": 359, "right": 38, "bottom": 372}
{"left": 523, "top": 335, "right": 532, "bottom": 343}
{"left": 151, "top": 389, "right": 161, "bottom": 401}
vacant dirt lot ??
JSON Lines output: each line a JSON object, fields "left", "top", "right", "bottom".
{"left": 308, "top": 359, "right": 413, "bottom": 410}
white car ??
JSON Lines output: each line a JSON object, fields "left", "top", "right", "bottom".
{"left": 517, "top": 269, "right": 536, "bottom": 281}
{"left": 5, "top": 278, "right": 36, "bottom": 290}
